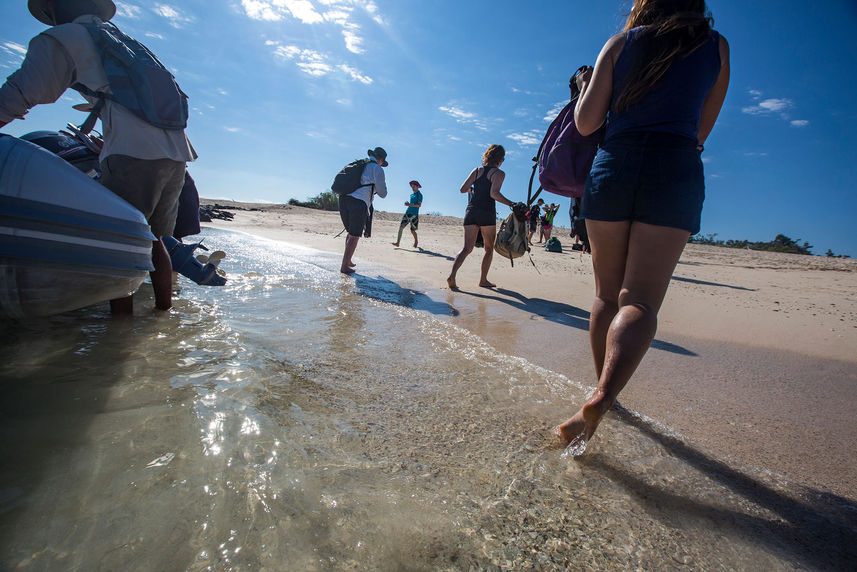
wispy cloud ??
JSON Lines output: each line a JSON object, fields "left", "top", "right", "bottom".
{"left": 240, "top": 0, "right": 382, "bottom": 54}
{"left": 507, "top": 130, "right": 543, "bottom": 146}
{"left": 224, "top": 126, "right": 241, "bottom": 133}
{"left": 439, "top": 105, "right": 488, "bottom": 131}
{"left": 543, "top": 101, "right": 567, "bottom": 122}
{"left": 114, "top": 2, "right": 143, "bottom": 19}
{"left": 742, "top": 90, "right": 809, "bottom": 127}
{"left": 0, "top": 41, "right": 27, "bottom": 65}
{"left": 154, "top": 4, "right": 194, "bottom": 28}
{"left": 267, "top": 41, "right": 372, "bottom": 83}
{"left": 145, "top": 32, "right": 165, "bottom": 40}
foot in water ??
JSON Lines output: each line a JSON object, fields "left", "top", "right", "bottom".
{"left": 555, "top": 398, "right": 607, "bottom": 458}
{"left": 340, "top": 266, "right": 356, "bottom": 275}
{"left": 479, "top": 280, "right": 496, "bottom": 288}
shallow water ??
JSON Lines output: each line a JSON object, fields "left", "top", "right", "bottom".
{"left": 1, "top": 228, "right": 855, "bottom": 570}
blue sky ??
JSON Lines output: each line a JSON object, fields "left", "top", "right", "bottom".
{"left": 2, "top": 1, "right": 856, "bottom": 256}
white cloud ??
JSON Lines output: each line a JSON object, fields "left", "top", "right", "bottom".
{"left": 543, "top": 101, "right": 567, "bottom": 122}
{"left": 154, "top": 4, "right": 194, "bottom": 28}
{"left": 506, "top": 131, "right": 542, "bottom": 146}
{"left": 224, "top": 127, "right": 241, "bottom": 133}
{"left": 114, "top": 2, "right": 143, "bottom": 19}
{"left": 790, "top": 119, "right": 810, "bottom": 127}
{"left": 439, "top": 106, "right": 476, "bottom": 121}
{"left": 145, "top": 32, "right": 165, "bottom": 40}
{"left": 241, "top": 0, "right": 282, "bottom": 21}
{"left": 338, "top": 64, "right": 372, "bottom": 84}
{"left": 744, "top": 152, "right": 768, "bottom": 157}
{"left": 0, "top": 41, "right": 27, "bottom": 64}
{"left": 742, "top": 97, "right": 793, "bottom": 115}
{"left": 342, "top": 24, "right": 364, "bottom": 54}
{"left": 269, "top": 41, "right": 371, "bottom": 82}
{"left": 283, "top": 0, "right": 324, "bottom": 24}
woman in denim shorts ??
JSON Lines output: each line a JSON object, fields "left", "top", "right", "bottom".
{"left": 555, "top": 0, "right": 731, "bottom": 454}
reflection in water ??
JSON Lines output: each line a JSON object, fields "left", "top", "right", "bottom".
{"left": 0, "top": 228, "right": 854, "bottom": 570}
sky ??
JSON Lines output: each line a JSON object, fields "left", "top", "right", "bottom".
{"left": 1, "top": 0, "right": 856, "bottom": 257}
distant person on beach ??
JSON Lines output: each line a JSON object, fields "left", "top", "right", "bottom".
{"left": 0, "top": 0, "right": 197, "bottom": 315}
{"left": 339, "top": 147, "right": 388, "bottom": 274}
{"left": 555, "top": 0, "right": 730, "bottom": 454}
{"left": 447, "top": 145, "right": 516, "bottom": 290}
{"left": 539, "top": 203, "right": 559, "bottom": 243}
{"left": 392, "top": 180, "right": 423, "bottom": 248}
{"left": 527, "top": 198, "right": 544, "bottom": 245}
{"left": 569, "top": 197, "right": 590, "bottom": 252}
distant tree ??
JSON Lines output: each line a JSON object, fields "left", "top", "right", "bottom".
{"left": 287, "top": 191, "right": 339, "bottom": 211}
{"left": 689, "top": 233, "right": 816, "bottom": 255}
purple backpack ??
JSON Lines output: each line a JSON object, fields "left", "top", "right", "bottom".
{"left": 537, "top": 100, "right": 605, "bottom": 198}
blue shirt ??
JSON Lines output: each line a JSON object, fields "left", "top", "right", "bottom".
{"left": 406, "top": 190, "right": 423, "bottom": 216}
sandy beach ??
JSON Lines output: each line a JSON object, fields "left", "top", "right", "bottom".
{"left": 200, "top": 199, "right": 857, "bottom": 503}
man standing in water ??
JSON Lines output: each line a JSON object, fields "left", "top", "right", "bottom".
{"left": 392, "top": 180, "right": 423, "bottom": 248}
{"left": 339, "top": 147, "right": 388, "bottom": 274}
{"left": 0, "top": 0, "right": 196, "bottom": 315}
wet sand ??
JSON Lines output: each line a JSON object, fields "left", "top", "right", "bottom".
{"left": 200, "top": 199, "right": 857, "bottom": 502}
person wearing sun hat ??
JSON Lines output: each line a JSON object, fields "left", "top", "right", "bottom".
{"left": 0, "top": 0, "right": 197, "bottom": 315}
{"left": 392, "top": 179, "right": 424, "bottom": 249}
{"left": 338, "top": 146, "right": 388, "bottom": 274}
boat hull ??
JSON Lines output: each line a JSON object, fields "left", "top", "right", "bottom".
{"left": 0, "top": 135, "right": 155, "bottom": 318}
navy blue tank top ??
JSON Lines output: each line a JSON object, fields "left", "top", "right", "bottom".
{"left": 606, "top": 27, "right": 721, "bottom": 142}
{"left": 468, "top": 167, "right": 496, "bottom": 213}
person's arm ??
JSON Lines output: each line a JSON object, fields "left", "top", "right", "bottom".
{"left": 0, "top": 34, "right": 75, "bottom": 128}
{"left": 697, "top": 34, "right": 730, "bottom": 147}
{"left": 459, "top": 168, "right": 478, "bottom": 193}
{"left": 575, "top": 32, "right": 625, "bottom": 136}
{"left": 488, "top": 169, "right": 514, "bottom": 207}
{"left": 373, "top": 164, "right": 388, "bottom": 198}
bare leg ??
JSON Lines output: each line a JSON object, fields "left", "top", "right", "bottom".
{"left": 556, "top": 221, "right": 691, "bottom": 451}
{"left": 447, "top": 225, "right": 478, "bottom": 289}
{"left": 109, "top": 295, "right": 133, "bottom": 315}
{"left": 341, "top": 234, "right": 359, "bottom": 274}
{"left": 393, "top": 223, "right": 406, "bottom": 247}
{"left": 411, "top": 229, "right": 418, "bottom": 248}
{"left": 151, "top": 238, "right": 173, "bottom": 311}
{"left": 479, "top": 225, "right": 497, "bottom": 288}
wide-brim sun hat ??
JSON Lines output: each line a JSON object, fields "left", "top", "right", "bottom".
{"left": 367, "top": 147, "right": 388, "bottom": 167}
{"left": 29, "top": 0, "right": 116, "bottom": 25}
{"left": 409, "top": 180, "right": 421, "bottom": 188}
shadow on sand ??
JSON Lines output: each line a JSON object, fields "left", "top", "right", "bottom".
{"left": 582, "top": 405, "right": 857, "bottom": 571}
{"left": 457, "top": 287, "right": 697, "bottom": 357}
{"left": 392, "top": 246, "right": 455, "bottom": 261}
{"left": 672, "top": 275, "right": 757, "bottom": 291}
{"left": 354, "top": 274, "right": 458, "bottom": 316}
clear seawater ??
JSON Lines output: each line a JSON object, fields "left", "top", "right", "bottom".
{"left": 1, "top": 227, "right": 855, "bottom": 570}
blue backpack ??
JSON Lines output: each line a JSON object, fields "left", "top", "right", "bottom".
{"left": 73, "top": 21, "right": 188, "bottom": 132}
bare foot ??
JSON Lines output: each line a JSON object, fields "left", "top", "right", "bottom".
{"left": 446, "top": 277, "right": 459, "bottom": 290}
{"left": 340, "top": 267, "right": 356, "bottom": 275}
{"left": 555, "top": 399, "right": 606, "bottom": 457}
{"left": 479, "top": 280, "right": 496, "bottom": 288}
{"left": 392, "top": 242, "right": 399, "bottom": 247}
{"left": 348, "top": 261, "right": 356, "bottom": 267}
{"left": 413, "top": 242, "right": 418, "bottom": 248}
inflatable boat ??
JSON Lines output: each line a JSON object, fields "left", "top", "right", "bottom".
{"left": 0, "top": 134, "right": 155, "bottom": 318}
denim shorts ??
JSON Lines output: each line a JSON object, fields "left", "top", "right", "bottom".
{"left": 581, "top": 132, "right": 704, "bottom": 234}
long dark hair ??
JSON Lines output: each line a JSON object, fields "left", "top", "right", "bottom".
{"left": 614, "top": 0, "right": 713, "bottom": 112}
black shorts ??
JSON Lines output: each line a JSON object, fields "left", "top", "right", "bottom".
{"left": 582, "top": 132, "right": 704, "bottom": 234}
{"left": 339, "top": 195, "right": 368, "bottom": 237}
{"left": 463, "top": 206, "right": 496, "bottom": 227}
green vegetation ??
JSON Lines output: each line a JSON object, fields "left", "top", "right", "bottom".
{"left": 288, "top": 191, "right": 338, "bottom": 211}
{"left": 689, "top": 233, "right": 849, "bottom": 258}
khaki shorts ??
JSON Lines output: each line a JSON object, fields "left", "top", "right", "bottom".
{"left": 100, "top": 155, "right": 187, "bottom": 237}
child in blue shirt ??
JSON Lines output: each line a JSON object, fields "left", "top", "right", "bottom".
{"left": 392, "top": 180, "right": 424, "bottom": 248}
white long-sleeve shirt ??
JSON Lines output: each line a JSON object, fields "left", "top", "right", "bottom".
{"left": 348, "top": 159, "right": 387, "bottom": 209}
{"left": 0, "top": 15, "right": 196, "bottom": 163}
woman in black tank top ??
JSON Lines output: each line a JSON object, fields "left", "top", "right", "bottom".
{"left": 447, "top": 145, "right": 515, "bottom": 290}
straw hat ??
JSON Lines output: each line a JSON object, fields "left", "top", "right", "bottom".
{"left": 28, "top": 0, "right": 116, "bottom": 25}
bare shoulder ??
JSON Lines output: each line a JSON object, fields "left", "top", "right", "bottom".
{"left": 604, "top": 31, "right": 627, "bottom": 61}
{"left": 718, "top": 33, "right": 730, "bottom": 57}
